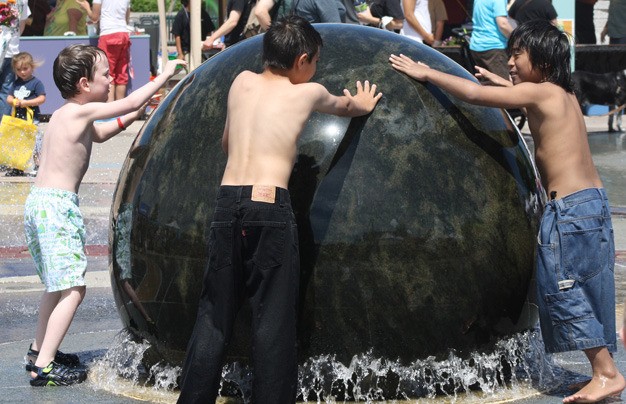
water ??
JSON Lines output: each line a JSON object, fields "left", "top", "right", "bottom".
{"left": 89, "top": 330, "right": 181, "bottom": 403}
{"left": 2, "top": 126, "right": 625, "bottom": 402}
{"left": 87, "top": 328, "right": 570, "bottom": 403}
{"left": 588, "top": 132, "right": 626, "bottom": 206}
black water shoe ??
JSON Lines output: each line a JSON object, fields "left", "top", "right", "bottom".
{"left": 29, "top": 361, "right": 87, "bottom": 386}
{"left": 25, "top": 345, "right": 80, "bottom": 372}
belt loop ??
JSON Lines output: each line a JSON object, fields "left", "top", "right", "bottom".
{"left": 236, "top": 187, "right": 242, "bottom": 203}
{"left": 555, "top": 198, "right": 565, "bottom": 212}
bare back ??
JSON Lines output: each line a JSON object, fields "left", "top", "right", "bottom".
{"left": 35, "top": 103, "right": 98, "bottom": 193}
{"left": 525, "top": 82, "right": 602, "bottom": 198}
{"left": 221, "top": 71, "right": 334, "bottom": 188}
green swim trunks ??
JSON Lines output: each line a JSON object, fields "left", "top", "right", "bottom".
{"left": 24, "top": 186, "right": 87, "bottom": 292}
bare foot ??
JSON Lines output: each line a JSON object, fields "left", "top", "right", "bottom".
{"left": 563, "top": 373, "right": 626, "bottom": 403}
{"left": 567, "top": 379, "right": 590, "bottom": 391}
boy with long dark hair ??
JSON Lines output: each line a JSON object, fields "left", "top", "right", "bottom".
{"left": 390, "top": 20, "right": 625, "bottom": 403}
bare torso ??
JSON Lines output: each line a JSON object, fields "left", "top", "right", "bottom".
{"left": 221, "top": 70, "right": 324, "bottom": 189}
{"left": 526, "top": 85, "right": 602, "bottom": 199}
{"left": 34, "top": 104, "right": 95, "bottom": 193}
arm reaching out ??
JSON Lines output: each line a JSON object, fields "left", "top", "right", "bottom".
{"left": 474, "top": 66, "right": 512, "bottom": 87}
{"left": 342, "top": 80, "right": 383, "bottom": 116}
{"left": 389, "top": 53, "right": 538, "bottom": 110}
{"left": 87, "top": 59, "right": 186, "bottom": 142}
{"left": 315, "top": 80, "right": 383, "bottom": 117}
{"left": 389, "top": 53, "right": 431, "bottom": 81}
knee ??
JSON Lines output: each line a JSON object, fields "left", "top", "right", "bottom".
{"left": 65, "top": 285, "right": 86, "bottom": 303}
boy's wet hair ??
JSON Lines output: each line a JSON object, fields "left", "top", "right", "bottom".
{"left": 507, "top": 20, "right": 573, "bottom": 93}
{"left": 53, "top": 44, "right": 107, "bottom": 99}
{"left": 11, "top": 52, "right": 42, "bottom": 73}
{"left": 262, "top": 15, "right": 323, "bottom": 70}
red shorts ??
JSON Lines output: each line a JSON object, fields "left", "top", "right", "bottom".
{"left": 98, "top": 32, "right": 131, "bottom": 85}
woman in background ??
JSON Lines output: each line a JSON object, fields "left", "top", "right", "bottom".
{"left": 44, "top": 0, "right": 87, "bottom": 36}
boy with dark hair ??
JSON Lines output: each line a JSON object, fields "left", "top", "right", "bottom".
{"left": 177, "top": 14, "right": 381, "bottom": 404}
{"left": 24, "top": 44, "right": 184, "bottom": 386}
{"left": 390, "top": 19, "right": 625, "bottom": 403}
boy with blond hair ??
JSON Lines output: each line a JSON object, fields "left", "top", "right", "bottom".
{"left": 177, "top": 15, "right": 381, "bottom": 403}
{"left": 24, "top": 44, "right": 184, "bottom": 386}
{"left": 390, "top": 20, "right": 624, "bottom": 403}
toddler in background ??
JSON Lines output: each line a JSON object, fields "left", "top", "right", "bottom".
{"left": 6, "top": 52, "right": 46, "bottom": 176}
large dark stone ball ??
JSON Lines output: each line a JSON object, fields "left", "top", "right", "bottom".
{"left": 109, "top": 24, "right": 544, "bottom": 368}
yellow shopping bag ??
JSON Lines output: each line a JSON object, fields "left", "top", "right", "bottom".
{"left": 0, "top": 106, "right": 37, "bottom": 171}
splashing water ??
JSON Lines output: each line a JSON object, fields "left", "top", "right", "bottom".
{"left": 89, "top": 328, "right": 564, "bottom": 403}
{"left": 89, "top": 329, "right": 181, "bottom": 403}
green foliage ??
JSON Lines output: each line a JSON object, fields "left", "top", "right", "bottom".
{"left": 131, "top": 0, "right": 217, "bottom": 13}
{"left": 131, "top": 0, "right": 174, "bottom": 12}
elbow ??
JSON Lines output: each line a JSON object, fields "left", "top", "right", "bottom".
{"left": 463, "top": 89, "right": 479, "bottom": 103}
{"left": 390, "top": 19, "right": 404, "bottom": 30}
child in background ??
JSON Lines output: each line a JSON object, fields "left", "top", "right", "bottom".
{"left": 5, "top": 52, "right": 46, "bottom": 176}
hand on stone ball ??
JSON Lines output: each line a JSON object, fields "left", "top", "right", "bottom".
{"left": 389, "top": 54, "right": 430, "bottom": 81}
{"left": 343, "top": 80, "right": 382, "bottom": 115}
{"left": 163, "top": 59, "right": 187, "bottom": 77}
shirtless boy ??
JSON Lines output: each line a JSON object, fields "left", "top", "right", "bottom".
{"left": 390, "top": 20, "right": 624, "bottom": 403}
{"left": 177, "top": 15, "right": 381, "bottom": 404}
{"left": 23, "top": 44, "right": 184, "bottom": 386}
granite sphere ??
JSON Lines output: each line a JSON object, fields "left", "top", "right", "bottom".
{"left": 109, "top": 24, "right": 544, "bottom": 368}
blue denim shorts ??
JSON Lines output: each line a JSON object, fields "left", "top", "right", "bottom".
{"left": 535, "top": 188, "right": 616, "bottom": 353}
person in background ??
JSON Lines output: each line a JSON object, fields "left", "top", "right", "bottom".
{"left": 341, "top": 0, "right": 360, "bottom": 24}
{"left": 508, "top": 0, "right": 557, "bottom": 25}
{"left": 202, "top": 0, "right": 250, "bottom": 50}
{"left": 43, "top": 0, "right": 86, "bottom": 36}
{"left": 77, "top": 0, "right": 132, "bottom": 101}
{"left": 22, "top": 0, "right": 51, "bottom": 36}
{"left": 441, "top": 0, "right": 470, "bottom": 40}
{"left": 429, "top": 0, "right": 448, "bottom": 46}
{"left": 356, "top": 0, "right": 404, "bottom": 32}
{"left": 5, "top": 52, "right": 46, "bottom": 177}
{"left": 0, "top": 0, "right": 30, "bottom": 117}
{"left": 575, "top": 0, "right": 597, "bottom": 44}
{"left": 254, "top": 0, "right": 293, "bottom": 31}
{"left": 171, "top": 0, "right": 215, "bottom": 64}
{"left": 401, "top": 0, "right": 433, "bottom": 44}
{"left": 293, "top": 0, "right": 345, "bottom": 23}
{"left": 601, "top": 0, "right": 626, "bottom": 45}
{"left": 469, "top": 0, "right": 514, "bottom": 82}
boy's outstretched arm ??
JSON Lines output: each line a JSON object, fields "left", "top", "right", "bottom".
{"left": 389, "top": 54, "right": 535, "bottom": 110}
{"left": 82, "top": 59, "right": 186, "bottom": 131}
{"left": 91, "top": 104, "right": 148, "bottom": 143}
{"left": 315, "top": 80, "right": 382, "bottom": 117}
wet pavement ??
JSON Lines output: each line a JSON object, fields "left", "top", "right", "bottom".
{"left": 0, "top": 116, "right": 625, "bottom": 403}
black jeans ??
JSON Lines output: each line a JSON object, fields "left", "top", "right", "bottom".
{"left": 178, "top": 186, "right": 300, "bottom": 404}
